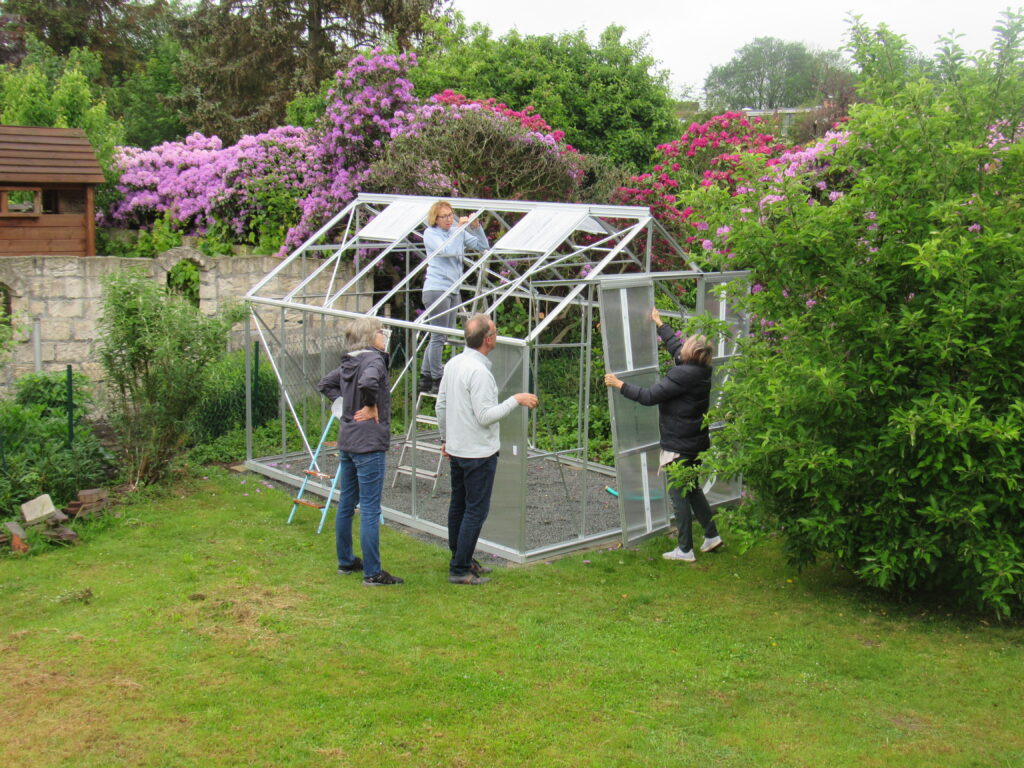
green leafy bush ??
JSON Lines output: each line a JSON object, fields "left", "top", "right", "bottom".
{"left": 97, "top": 269, "right": 243, "bottom": 487}
{"left": 188, "top": 349, "right": 280, "bottom": 445}
{"left": 13, "top": 370, "right": 92, "bottom": 420}
{"left": 0, "top": 401, "right": 110, "bottom": 518}
{"left": 695, "top": 14, "right": 1024, "bottom": 616}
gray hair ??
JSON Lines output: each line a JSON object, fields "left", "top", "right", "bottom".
{"left": 464, "top": 313, "right": 494, "bottom": 349}
{"left": 346, "top": 316, "right": 383, "bottom": 350}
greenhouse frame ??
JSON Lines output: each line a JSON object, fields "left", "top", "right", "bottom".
{"left": 243, "top": 193, "right": 748, "bottom": 562}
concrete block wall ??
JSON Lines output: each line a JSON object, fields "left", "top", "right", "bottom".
{"left": 0, "top": 248, "right": 369, "bottom": 387}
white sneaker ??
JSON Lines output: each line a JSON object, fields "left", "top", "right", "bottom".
{"left": 700, "top": 535, "right": 723, "bottom": 553}
{"left": 662, "top": 547, "right": 696, "bottom": 562}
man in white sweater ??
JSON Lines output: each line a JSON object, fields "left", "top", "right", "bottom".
{"left": 437, "top": 314, "right": 538, "bottom": 585}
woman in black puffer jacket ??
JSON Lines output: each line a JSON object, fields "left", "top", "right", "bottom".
{"left": 604, "top": 309, "right": 721, "bottom": 562}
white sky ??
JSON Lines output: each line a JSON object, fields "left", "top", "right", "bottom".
{"left": 450, "top": 0, "right": 1019, "bottom": 96}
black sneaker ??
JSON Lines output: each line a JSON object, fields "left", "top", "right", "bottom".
{"left": 470, "top": 558, "right": 493, "bottom": 575}
{"left": 337, "top": 557, "right": 363, "bottom": 575}
{"left": 363, "top": 570, "right": 404, "bottom": 586}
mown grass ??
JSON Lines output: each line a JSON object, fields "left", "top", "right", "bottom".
{"left": 1, "top": 469, "right": 1022, "bottom": 767}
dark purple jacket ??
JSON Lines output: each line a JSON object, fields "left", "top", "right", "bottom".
{"left": 618, "top": 323, "right": 712, "bottom": 457}
{"left": 317, "top": 347, "right": 391, "bottom": 454}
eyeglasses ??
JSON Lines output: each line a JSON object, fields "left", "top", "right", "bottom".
{"left": 436, "top": 213, "right": 454, "bottom": 221}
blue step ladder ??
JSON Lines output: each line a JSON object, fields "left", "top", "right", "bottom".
{"left": 287, "top": 416, "right": 342, "bottom": 534}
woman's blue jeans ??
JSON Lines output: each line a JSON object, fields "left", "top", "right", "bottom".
{"left": 335, "top": 450, "right": 386, "bottom": 577}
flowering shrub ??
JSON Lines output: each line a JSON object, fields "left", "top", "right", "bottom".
{"left": 367, "top": 91, "right": 616, "bottom": 203}
{"left": 107, "top": 126, "right": 316, "bottom": 253}
{"left": 615, "top": 112, "right": 792, "bottom": 268}
{"left": 702, "top": 16, "right": 1024, "bottom": 616}
{"left": 103, "top": 50, "right": 610, "bottom": 256}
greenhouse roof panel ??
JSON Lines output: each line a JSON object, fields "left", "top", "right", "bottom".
{"left": 494, "top": 208, "right": 590, "bottom": 253}
{"left": 356, "top": 198, "right": 432, "bottom": 241}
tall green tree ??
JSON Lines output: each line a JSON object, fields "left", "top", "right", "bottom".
{"left": 1, "top": 0, "right": 180, "bottom": 81}
{"left": 410, "top": 16, "right": 676, "bottom": 169}
{"left": 175, "top": 0, "right": 444, "bottom": 142}
{"left": 703, "top": 37, "right": 852, "bottom": 110}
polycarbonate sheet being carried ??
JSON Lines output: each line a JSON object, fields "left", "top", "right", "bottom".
{"left": 356, "top": 199, "right": 432, "bottom": 241}
{"left": 598, "top": 280, "right": 670, "bottom": 543}
{"left": 601, "top": 283, "right": 660, "bottom": 375}
{"left": 493, "top": 207, "right": 588, "bottom": 253}
{"left": 479, "top": 342, "right": 528, "bottom": 551}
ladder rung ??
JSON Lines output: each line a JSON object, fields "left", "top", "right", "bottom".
{"left": 403, "top": 443, "right": 442, "bottom": 454}
{"left": 303, "top": 469, "right": 332, "bottom": 479}
{"left": 293, "top": 498, "right": 324, "bottom": 510}
{"left": 395, "top": 465, "right": 440, "bottom": 479}
{"left": 416, "top": 415, "right": 438, "bottom": 425}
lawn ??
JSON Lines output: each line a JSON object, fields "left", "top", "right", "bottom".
{"left": 1, "top": 470, "right": 1021, "bottom": 767}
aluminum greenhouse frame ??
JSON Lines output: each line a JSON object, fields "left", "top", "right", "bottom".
{"left": 243, "top": 193, "right": 747, "bottom": 563}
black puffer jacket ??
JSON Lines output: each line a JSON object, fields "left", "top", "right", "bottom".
{"left": 618, "top": 324, "right": 712, "bottom": 456}
{"left": 317, "top": 347, "right": 391, "bottom": 454}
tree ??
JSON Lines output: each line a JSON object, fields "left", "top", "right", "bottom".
{"left": 174, "top": 0, "right": 444, "bottom": 142}
{"left": 409, "top": 17, "right": 677, "bottom": 169}
{"left": 1, "top": 0, "right": 182, "bottom": 82}
{"left": 703, "top": 37, "right": 852, "bottom": 110}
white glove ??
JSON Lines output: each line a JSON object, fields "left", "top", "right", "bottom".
{"left": 331, "top": 398, "right": 345, "bottom": 419}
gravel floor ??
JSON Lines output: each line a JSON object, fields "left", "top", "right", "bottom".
{"left": 272, "top": 441, "right": 624, "bottom": 556}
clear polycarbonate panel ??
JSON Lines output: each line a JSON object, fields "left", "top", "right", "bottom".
{"left": 705, "top": 472, "right": 743, "bottom": 506}
{"left": 479, "top": 341, "right": 528, "bottom": 551}
{"left": 700, "top": 276, "right": 747, "bottom": 357}
{"left": 601, "top": 283, "right": 659, "bottom": 374}
{"left": 493, "top": 207, "right": 588, "bottom": 253}
{"left": 357, "top": 198, "right": 432, "bottom": 241}
{"left": 599, "top": 280, "right": 670, "bottom": 542}
{"left": 617, "top": 448, "right": 669, "bottom": 540}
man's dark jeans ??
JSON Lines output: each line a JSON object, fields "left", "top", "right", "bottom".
{"left": 447, "top": 452, "right": 498, "bottom": 576}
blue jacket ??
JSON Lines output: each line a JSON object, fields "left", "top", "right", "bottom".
{"left": 422, "top": 224, "right": 489, "bottom": 292}
{"left": 317, "top": 347, "right": 391, "bottom": 454}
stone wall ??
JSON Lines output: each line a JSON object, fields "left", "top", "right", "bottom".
{"left": 0, "top": 248, "right": 369, "bottom": 386}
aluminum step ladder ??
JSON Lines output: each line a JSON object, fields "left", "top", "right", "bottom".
{"left": 287, "top": 415, "right": 342, "bottom": 534}
{"left": 392, "top": 391, "right": 445, "bottom": 493}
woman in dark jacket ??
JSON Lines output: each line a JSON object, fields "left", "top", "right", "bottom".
{"left": 604, "top": 309, "right": 722, "bottom": 562}
{"left": 318, "top": 316, "right": 403, "bottom": 586}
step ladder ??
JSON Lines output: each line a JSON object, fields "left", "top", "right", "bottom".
{"left": 288, "top": 415, "right": 342, "bottom": 534}
{"left": 392, "top": 391, "right": 445, "bottom": 493}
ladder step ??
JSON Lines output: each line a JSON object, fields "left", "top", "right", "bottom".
{"left": 401, "top": 442, "right": 443, "bottom": 454}
{"left": 416, "top": 415, "right": 438, "bottom": 425}
{"left": 303, "top": 469, "right": 332, "bottom": 480}
{"left": 394, "top": 465, "right": 440, "bottom": 479}
{"left": 293, "top": 498, "right": 324, "bottom": 510}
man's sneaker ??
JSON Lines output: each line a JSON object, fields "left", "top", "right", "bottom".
{"left": 470, "top": 558, "right": 493, "bottom": 575}
{"left": 663, "top": 547, "right": 696, "bottom": 562}
{"left": 449, "top": 573, "right": 490, "bottom": 585}
{"left": 363, "top": 570, "right": 404, "bottom": 586}
{"left": 700, "top": 535, "right": 723, "bottom": 553}
{"left": 337, "top": 557, "right": 363, "bottom": 575}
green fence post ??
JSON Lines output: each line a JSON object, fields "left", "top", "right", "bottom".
{"left": 66, "top": 364, "right": 74, "bottom": 448}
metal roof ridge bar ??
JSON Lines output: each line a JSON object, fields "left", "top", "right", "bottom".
{"left": 353, "top": 192, "right": 652, "bottom": 219}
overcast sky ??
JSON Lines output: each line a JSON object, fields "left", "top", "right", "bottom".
{"left": 450, "top": 0, "right": 1019, "bottom": 96}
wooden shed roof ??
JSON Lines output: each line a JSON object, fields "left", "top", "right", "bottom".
{"left": 0, "top": 125, "right": 106, "bottom": 185}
